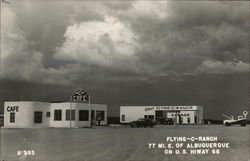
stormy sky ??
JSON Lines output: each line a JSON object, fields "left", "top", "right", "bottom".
{"left": 1, "top": 1, "right": 249, "bottom": 119}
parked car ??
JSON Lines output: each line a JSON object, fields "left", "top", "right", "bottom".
{"left": 159, "top": 118, "right": 174, "bottom": 125}
{"left": 129, "top": 118, "right": 157, "bottom": 128}
{"left": 224, "top": 119, "right": 247, "bottom": 126}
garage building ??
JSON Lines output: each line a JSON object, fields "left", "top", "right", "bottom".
{"left": 120, "top": 105, "right": 203, "bottom": 124}
{"left": 4, "top": 101, "right": 107, "bottom": 128}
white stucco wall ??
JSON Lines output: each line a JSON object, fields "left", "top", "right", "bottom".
{"left": 167, "top": 111, "right": 196, "bottom": 124}
{"left": 120, "top": 106, "right": 155, "bottom": 123}
{"left": 120, "top": 106, "right": 203, "bottom": 124}
{"left": 4, "top": 102, "right": 51, "bottom": 128}
{"left": 50, "top": 102, "right": 107, "bottom": 128}
{"left": 4, "top": 101, "right": 107, "bottom": 128}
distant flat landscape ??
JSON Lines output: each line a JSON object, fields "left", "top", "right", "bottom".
{"left": 1, "top": 125, "right": 249, "bottom": 161}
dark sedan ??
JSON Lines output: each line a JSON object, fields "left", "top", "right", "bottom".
{"left": 129, "top": 118, "right": 157, "bottom": 128}
{"left": 159, "top": 118, "right": 174, "bottom": 125}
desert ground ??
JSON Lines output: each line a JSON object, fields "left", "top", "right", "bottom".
{"left": 0, "top": 125, "right": 249, "bottom": 161}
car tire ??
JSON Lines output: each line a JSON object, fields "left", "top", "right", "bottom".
{"left": 241, "top": 121, "right": 247, "bottom": 126}
{"left": 130, "top": 122, "right": 137, "bottom": 128}
{"left": 225, "top": 122, "right": 231, "bottom": 126}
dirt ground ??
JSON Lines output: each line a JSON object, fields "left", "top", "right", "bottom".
{"left": 0, "top": 125, "right": 249, "bottom": 161}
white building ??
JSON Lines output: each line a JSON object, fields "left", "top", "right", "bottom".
{"left": 4, "top": 101, "right": 107, "bottom": 128}
{"left": 120, "top": 105, "right": 203, "bottom": 124}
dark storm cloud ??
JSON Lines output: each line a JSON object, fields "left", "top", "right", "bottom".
{"left": 114, "top": 1, "right": 249, "bottom": 77}
{"left": 104, "top": 1, "right": 133, "bottom": 11}
{"left": 1, "top": 1, "right": 249, "bottom": 119}
{"left": 9, "top": 1, "right": 106, "bottom": 67}
{"left": 167, "top": 2, "right": 247, "bottom": 28}
{"left": 1, "top": 73, "right": 248, "bottom": 119}
{"left": 2, "top": 1, "right": 248, "bottom": 85}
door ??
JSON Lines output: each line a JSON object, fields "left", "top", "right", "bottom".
{"left": 195, "top": 116, "right": 197, "bottom": 124}
{"left": 155, "top": 111, "right": 163, "bottom": 123}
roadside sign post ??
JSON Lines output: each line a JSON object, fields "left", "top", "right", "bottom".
{"left": 70, "top": 96, "right": 72, "bottom": 128}
{"left": 71, "top": 89, "right": 91, "bottom": 128}
{"left": 88, "top": 93, "right": 91, "bottom": 128}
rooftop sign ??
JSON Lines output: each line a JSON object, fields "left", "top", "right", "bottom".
{"left": 145, "top": 106, "right": 197, "bottom": 111}
{"left": 72, "top": 89, "right": 89, "bottom": 103}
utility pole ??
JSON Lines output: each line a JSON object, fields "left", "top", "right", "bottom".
{"left": 88, "top": 92, "right": 91, "bottom": 128}
{"left": 69, "top": 96, "right": 72, "bottom": 128}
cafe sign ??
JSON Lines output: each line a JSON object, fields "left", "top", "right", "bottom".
{"left": 72, "top": 89, "right": 89, "bottom": 102}
{"left": 7, "top": 106, "right": 19, "bottom": 112}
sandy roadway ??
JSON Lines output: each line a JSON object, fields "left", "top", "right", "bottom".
{"left": 0, "top": 125, "right": 249, "bottom": 161}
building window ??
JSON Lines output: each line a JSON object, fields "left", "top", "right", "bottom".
{"left": 66, "top": 110, "right": 75, "bottom": 121}
{"left": 121, "top": 115, "right": 125, "bottom": 121}
{"left": 79, "top": 110, "right": 89, "bottom": 121}
{"left": 34, "top": 111, "right": 43, "bottom": 123}
{"left": 10, "top": 113, "right": 15, "bottom": 123}
{"left": 54, "top": 110, "right": 62, "bottom": 121}
{"left": 46, "top": 112, "right": 50, "bottom": 117}
{"left": 148, "top": 115, "right": 154, "bottom": 120}
{"left": 144, "top": 115, "right": 154, "bottom": 120}
{"left": 96, "top": 110, "right": 105, "bottom": 121}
